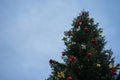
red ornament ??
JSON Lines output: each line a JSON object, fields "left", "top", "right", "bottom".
{"left": 91, "top": 39, "right": 97, "bottom": 44}
{"left": 62, "top": 52, "right": 65, "bottom": 56}
{"left": 111, "top": 69, "right": 117, "bottom": 75}
{"left": 71, "top": 55, "right": 75, "bottom": 60}
{"left": 87, "top": 52, "right": 92, "bottom": 57}
{"left": 68, "top": 56, "right": 75, "bottom": 62}
{"left": 68, "top": 58, "right": 73, "bottom": 62}
{"left": 76, "top": 20, "right": 82, "bottom": 25}
{"left": 49, "top": 59, "right": 54, "bottom": 63}
{"left": 67, "top": 76, "right": 73, "bottom": 80}
{"left": 82, "top": 11, "right": 85, "bottom": 15}
{"left": 84, "top": 27, "right": 89, "bottom": 31}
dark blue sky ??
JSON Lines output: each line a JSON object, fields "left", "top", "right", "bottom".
{"left": 0, "top": 0, "right": 120, "bottom": 80}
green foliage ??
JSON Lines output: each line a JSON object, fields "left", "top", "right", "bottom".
{"left": 47, "top": 11, "right": 119, "bottom": 80}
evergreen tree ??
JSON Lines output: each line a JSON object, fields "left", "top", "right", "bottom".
{"left": 47, "top": 11, "right": 120, "bottom": 80}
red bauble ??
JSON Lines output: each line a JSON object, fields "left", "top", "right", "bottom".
{"left": 82, "top": 11, "right": 85, "bottom": 15}
{"left": 68, "top": 58, "right": 73, "bottom": 62}
{"left": 91, "top": 39, "right": 97, "bottom": 44}
{"left": 87, "top": 52, "right": 92, "bottom": 57}
{"left": 71, "top": 55, "right": 75, "bottom": 60}
{"left": 111, "top": 69, "right": 117, "bottom": 75}
{"left": 76, "top": 20, "right": 82, "bottom": 25}
{"left": 68, "top": 56, "right": 75, "bottom": 62}
{"left": 62, "top": 52, "right": 65, "bottom": 56}
{"left": 67, "top": 76, "right": 73, "bottom": 80}
{"left": 49, "top": 59, "right": 54, "bottom": 63}
{"left": 84, "top": 27, "right": 89, "bottom": 31}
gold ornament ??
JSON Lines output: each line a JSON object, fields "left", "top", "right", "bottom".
{"left": 57, "top": 72, "right": 65, "bottom": 78}
{"left": 96, "top": 64, "right": 101, "bottom": 67}
{"left": 98, "top": 33, "right": 102, "bottom": 36}
{"left": 109, "top": 63, "right": 115, "bottom": 68}
{"left": 68, "top": 43, "right": 72, "bottom": 47}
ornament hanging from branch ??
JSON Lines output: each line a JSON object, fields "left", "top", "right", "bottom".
{"left": 105, "top": 52, "right": 110, "bottom": 56}
{"left": 76, "top": 20, "right": 82, "bottom": 26}
{"left": 81, "top": 44, "right": 86, "bottom": 49}
{"left": 64, "top": 30, "right": 71, "bottom": 36}
{"left": 98, "top": 33, "right": 102, "bottom": 37}
{"left": 57, "top": 72, "right": 65, "bottom": 78}
{"left": 67, "top": 76, "right": 73, "bottom": 80}
{"left": 109, "top": 63, "right": 115, "bottom": 68}
{"left": 68, "top": 56, "right": 75, "bottom": 62}
{"left": 96, "top": 63, "right": 101, "bottom": 67}
{"left": 91, "top": 38, "right": 97, "bottom": 44}
{"left": 84, "top": 27, "right": 89, "bottom": 31}
{"left": 111, "top": 69, "right": 117, "bottom": 75}
{"left": 49, "top": 59, "right": 54, "bottom": 64}
{"left": 87, "top": 52, "right": 92, "bottom": 57}
{"left": 62, "top": 52, "right": 65, "bottom": 56}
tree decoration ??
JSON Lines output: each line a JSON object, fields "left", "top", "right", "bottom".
{"left": 105, "top": 52, "right": 109, "bottom": 56}
{"left": 62, "top": 52, "right": 65, "bottom": 56}
{"left": 76, "top": 20, "right": 82, "bottom": 26}
{"left": 71, "top": 42, "right": 76, "bottom": 45}
{"left": 76, "top": 28, "right": 79, "bottom": 31}
{"left": 68, "top": 58, "right": 73, "bottom": 62}
{"left": 68, "top": 43, "right": 72, "bottom": 47}
{"left": 87, "top": 52, "right": 92, "bottom": 57}
{"left": 49, "top": 59, "right": 54, "bottom": 64}
{"left": 64, "top": 30, "right": 71, "bottom": 36}
{"left": 57, "top": 72, "right": 65, "bottom": 78}
{"left": 81, "top": 44, "right": 86, "bottom": 49}
{"left": 91, "top": 38, "right": 97, "bottom": 44}
{"left": 83, "top": 27, "right": 89, "bottom": 31}
{"left": 68, "top": 56, "right": 75, "bottom": 62}
{"left": 82, "top": 11, "right": 85, "bottom": 15}
{"left": 109, "top": 63, "right": 115, "bottom": 68}
{"left": 67, "top": 76, "right": 73, "bottom": 80}
{"left": 76, "top": 27, "right": 81, "bottom": 31}
{"left": 96, "top": 63, "right": 101, "bottom": 67}
{"left": 98, "top": 33, "right": 102, "bottom": 37}
{"left": 111, "top": 69, "right": 117, "bottom": 75}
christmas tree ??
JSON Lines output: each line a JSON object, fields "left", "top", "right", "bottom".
{"left": 47, "top": 11, "right": 120, "bottom": 80}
